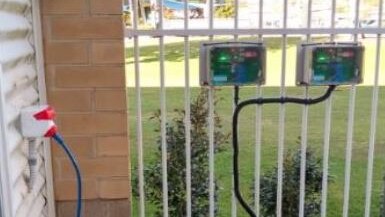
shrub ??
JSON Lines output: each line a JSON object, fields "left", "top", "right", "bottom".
{"left": 123, "top": 11, "right": 131, "bottom": 26}
{"left": 256, "top": 148, "right": 326, "bottom": 217}
{"left": 135, "top": 89, "right": 229, "bottom": 216}
{"left": 214, "top": 5, "right": 235, "bottom": 18}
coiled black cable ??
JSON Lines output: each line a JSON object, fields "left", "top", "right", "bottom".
{"left": 232, "top": 85, "right": 336, "bottom": 217}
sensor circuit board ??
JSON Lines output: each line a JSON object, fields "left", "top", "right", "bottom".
{"left": 200, "top": 42, "right": 266, "bottom": 86}
{"left": 297, "top": 42, "right": 364, "bottom": 86}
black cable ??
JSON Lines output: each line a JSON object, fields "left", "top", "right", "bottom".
{"left": 234, "top": 86, "right": 240, "bottom": 106}
{"left": 232, "top": 85, "right": 336, "bottom": 217}
{"left": 53, "top": 133, "right": 82, "bottom": 217}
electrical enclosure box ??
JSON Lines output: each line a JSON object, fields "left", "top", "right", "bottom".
{"left": 200, "top": 41, "right": 266, "bottom": 86}
{"left": 296, "top": 42, "right": 364, "bottom": 86}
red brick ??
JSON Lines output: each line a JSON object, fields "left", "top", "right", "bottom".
{"left": 96, "top": 136, "right": 128, "bottom": 157}
{"left": 44, "top": 42, "right": 88, "bottom": 64}
{"left": 99, "top": 179, "right": 130, "bottom": 199}
{"left": 54, "top": 179, "right": 98, "bottom": 200}
{"left": 107, "top": 199, "right": 131, "bottom": 217}
{"left": 48, "top": 90, "right": 92, "bottom": 112}
{"left": 42, "top": 0, "right": 86, "bottom": 14}
{"left": 91, "top": 0, "right": 123, "bottom": 14}
{"left": 51, "top": 136, "right": 95, "bottom": 158}
{"left": 51, "top": 17, "right": 123, "bottom": 40}
{"left": 55, "top": 66, "right": 125, "bottom": 88}
{"left": 58, "top": 113, "right": 127, "bottom": 135}
{"left": 95, "top": 89, "right": 127, "bottom": 111}
{"left": 41, "top": 16, "right": 51, "bottom": 42}
{"left": 91, "top": 41, "right": 124, "bottom": 64}
{"left": 60, "top": 157, "right": 129, "bottom": 179}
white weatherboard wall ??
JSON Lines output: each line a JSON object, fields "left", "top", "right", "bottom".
{"left": 0, "top": 0, "right": 54, "bottom": 217}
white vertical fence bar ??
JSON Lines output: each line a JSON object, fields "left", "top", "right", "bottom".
{"left": 231, "top": 0, "right": 239, "bottom": 216}
{"left": 276, "top": 53, "right": 286, "bottom": 217}
{"left": 231, "top": 91, "right": 237, "bottom": 217}
{"left": 330, "top": 0, "right": 337, "bottom": 41}
{"left": 364, "top": 1, "right": 383, "bottom": 216}
{"left": 208, "top": 0, "right": 214, "bottom": 35}
{"left": 258, "top": 0, "right": 263, "bottom": 39}
{"left": 184, "top": 37, "right": 192, "bottom": 217}
{"left": 364, "top": 32, "right": 382, "bottom": 217}
{"left": 320, "top": 97, "right": 333, "bottom": 217}
{"left": 183, "top": 1, "right": 192, "bottom": 216}
{"left": 299, "top": 88, "right": 309, "bottom": 217}
{"left": 342, "top": 86, "right": 356, "bottom": 217}
{"left": 233, "top": 0, "right": 239, "bottom": 40}
{"left": 208, "top": 0, "right": 215, "bottom": 216}
{"left": 299, "top": 1, "right": 313, "bottom": 216}
{"left": 134, "top": 33, "right": 146, "bottom": 217}
{"left": 253, "top": 1, "right": 264, "bottom": 216}
{"left": 320, "top": 1, "right": 337, "bottom": 216}
{"left": 276, "top": 1, "right": 288, "bottom": 216}
{"left": 342, "top": 1, "right": 360, "bottom": 216}
{"left": 158, "top": 0, "right": 169, "bottom": 214}
{"left": 254, "top": 87, "right": 262, "bottom": 216}
{"left": 208, "top": 87, "right": 215, "bottom": 217}
{"left": 132, "top": 0, "right": 145, "bottom": 215}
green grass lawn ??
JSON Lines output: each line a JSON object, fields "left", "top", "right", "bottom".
{"left": 126, "top": 36, "right": 385, "bottom": 216}
{"left": 128, "top": 86, "right": 385, "bottom": 217}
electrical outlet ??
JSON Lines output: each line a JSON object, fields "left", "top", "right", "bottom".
{"left": 21, "top": 105, "right": 57, "bottom": 138}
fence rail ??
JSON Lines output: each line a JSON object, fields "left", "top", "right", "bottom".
{"left": 125, "top": 28, "right": 385, "bottom": 37}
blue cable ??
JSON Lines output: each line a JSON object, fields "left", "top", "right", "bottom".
{"left": 53, "top": 133, "right": 82, "bottom": 217}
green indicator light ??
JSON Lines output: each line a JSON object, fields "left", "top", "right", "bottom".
{"left": 318, "top": 55, "right": 327, "bottom": 61}
{"left": 316, "top": 52, "right": 330, "bottom": 63}
{"left": 217, "top": 52, "right": 231, "bottom": 62}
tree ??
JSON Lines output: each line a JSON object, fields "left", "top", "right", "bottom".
{"left": 136, "top": 89, "right": 229, "bottom": 216}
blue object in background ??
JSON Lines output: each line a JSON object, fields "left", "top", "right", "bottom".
{"left": 163, "top": 0, "right": 199, "bottom": 10}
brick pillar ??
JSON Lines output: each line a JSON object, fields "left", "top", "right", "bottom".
{"left": 40, "top": 0, "right": 130, "bottom": 216}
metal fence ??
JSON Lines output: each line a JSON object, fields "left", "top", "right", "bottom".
{"left": 126, "top": 0, "right": 384, "bottom": 216}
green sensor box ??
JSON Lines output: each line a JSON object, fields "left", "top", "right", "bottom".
{"left": 200, "top": 42, "right": 266, "bottom": 86}
{"left": 296, "top": 42, "right": 364, "bottom": 86}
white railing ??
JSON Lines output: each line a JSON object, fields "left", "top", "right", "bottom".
{"left": 127, "top": 0, "right": 384, "bottom": 216}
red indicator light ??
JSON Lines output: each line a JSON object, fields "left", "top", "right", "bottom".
{"left": 243, "top": 51, "right": 258, "bottom": 58}
{"left": 340, "top": 51, "right": 355, "bottom": 57}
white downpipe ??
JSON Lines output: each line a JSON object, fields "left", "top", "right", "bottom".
{"left": 31, "top": 0, "right": 56, "bottom": 216}
{"left": 0, "top": 64, "right": 13, "bottom": 217}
